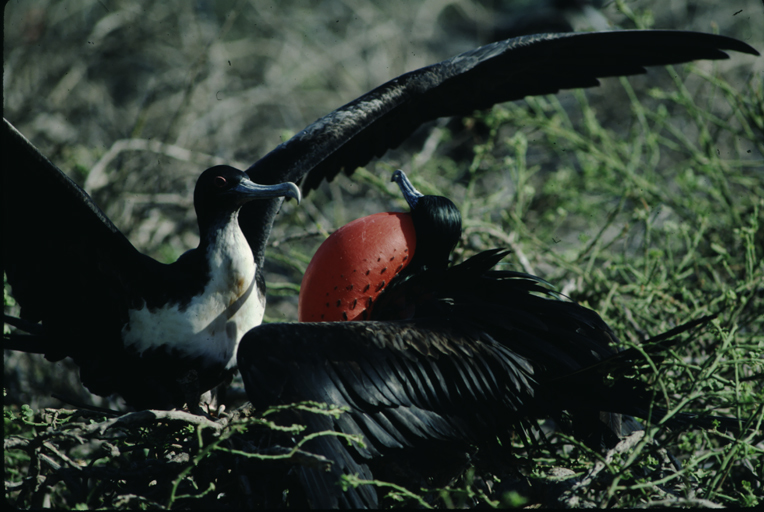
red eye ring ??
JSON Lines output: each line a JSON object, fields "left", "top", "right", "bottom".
{"left": 214, "top": 176, "right": 227, "bottom": 188}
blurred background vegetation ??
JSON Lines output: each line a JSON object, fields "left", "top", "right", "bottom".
{"left": 4, "top": 0, "right": 763, "bottom": 508}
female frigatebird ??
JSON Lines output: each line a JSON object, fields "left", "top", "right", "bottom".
{"left": 3, "top": 121, "right": 300, "bottom": 410}
{"left": 237, "top": 169, "right": 746, "bottom": 508}
{"left": 4, "top": 30, "right": 758, "bottom": 411}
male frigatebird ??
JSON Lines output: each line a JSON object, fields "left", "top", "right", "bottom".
{"left": 4, "top": 31, "right": 758, "bottom": 411}
{"left": 238, "top": 170, "right": 747, "bottom": 508}
{"left": 3, "top": 120, "right": 300, "bottom": 410}
{"left": 298, "top": 169, "right": 461, "bottom": 322}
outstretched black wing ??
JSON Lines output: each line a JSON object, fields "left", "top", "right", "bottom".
{"left": 238, "top": 30, "right": 757, "bottom": 266}
{"left": 3, "top": 119, "right": 167, "bottom": 362}
{"left": 237, "top": 250, "right": 736, "bottom": 506}
{"left": 238, "top": 319, "right": 538, "bottom": 508}
{"left": 244, "top": 30, "right": 758, "bottom": 194}
{"left": 237, "top": 250, "right": 642, "bottom": 506}
{"left": 4, "top": 120, "right": 256, "bottom": 407}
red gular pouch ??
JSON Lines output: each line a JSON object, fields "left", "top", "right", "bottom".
{"left": 298, "top": 212, "right": 416, "bottom": 322}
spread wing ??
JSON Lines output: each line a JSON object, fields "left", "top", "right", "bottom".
{"left": 238, "top": 319, "right": 538, "bottom": 508}
{"left": 3, "top": 119, "right": 168, "bottom": 361}
{"left": 237, "top": 249, "right": 637, "bottom": 506}
{"left": 244, "top": 30, "right": 758, "bottom": 194}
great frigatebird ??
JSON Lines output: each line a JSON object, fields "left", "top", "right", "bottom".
{"left": 3, "top": 120, "right": 300, "bottom": 410}
{"left": 4, "top": 31, "right": 758, "bottom": 410}
{"left": 238, "top": 169, "right": 748, "bottom": 508}
{"left": 297, "top": 170, "right": 461, "bottom": 322}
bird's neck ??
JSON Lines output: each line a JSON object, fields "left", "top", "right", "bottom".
{"left": 407, "top": 246, "right": 451, "bottom": 274}
{"left": 199, "top": 209, "right": 256, "bottom": 280}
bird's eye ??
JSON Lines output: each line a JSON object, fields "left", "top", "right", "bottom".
{"left": 214, "top": 176, "right": 227, "bottom": 188}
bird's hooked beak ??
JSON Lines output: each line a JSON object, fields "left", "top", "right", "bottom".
{"left": 234, "top": 178, "right": 302, "bottom": 205}
{"left": 391, "top": 169, "right": 423, "bottom": 210}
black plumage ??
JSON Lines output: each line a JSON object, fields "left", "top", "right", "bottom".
{"left": 236, "top": 31, "right": 757, "bottom": 267}
{"left": 237, "top": 171, "right": 744, "bottom": 507}
{"left": 242, "top": 30, "right": 757, "bottom": 193}
{"left": 239, "top": 261, "right": 728, "bottom": 507}
{"left": 3, "top": 121, "right": 300, "bottom": 410}
{"left": 390, "top": 169, "right": 461, "bottom": 273}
